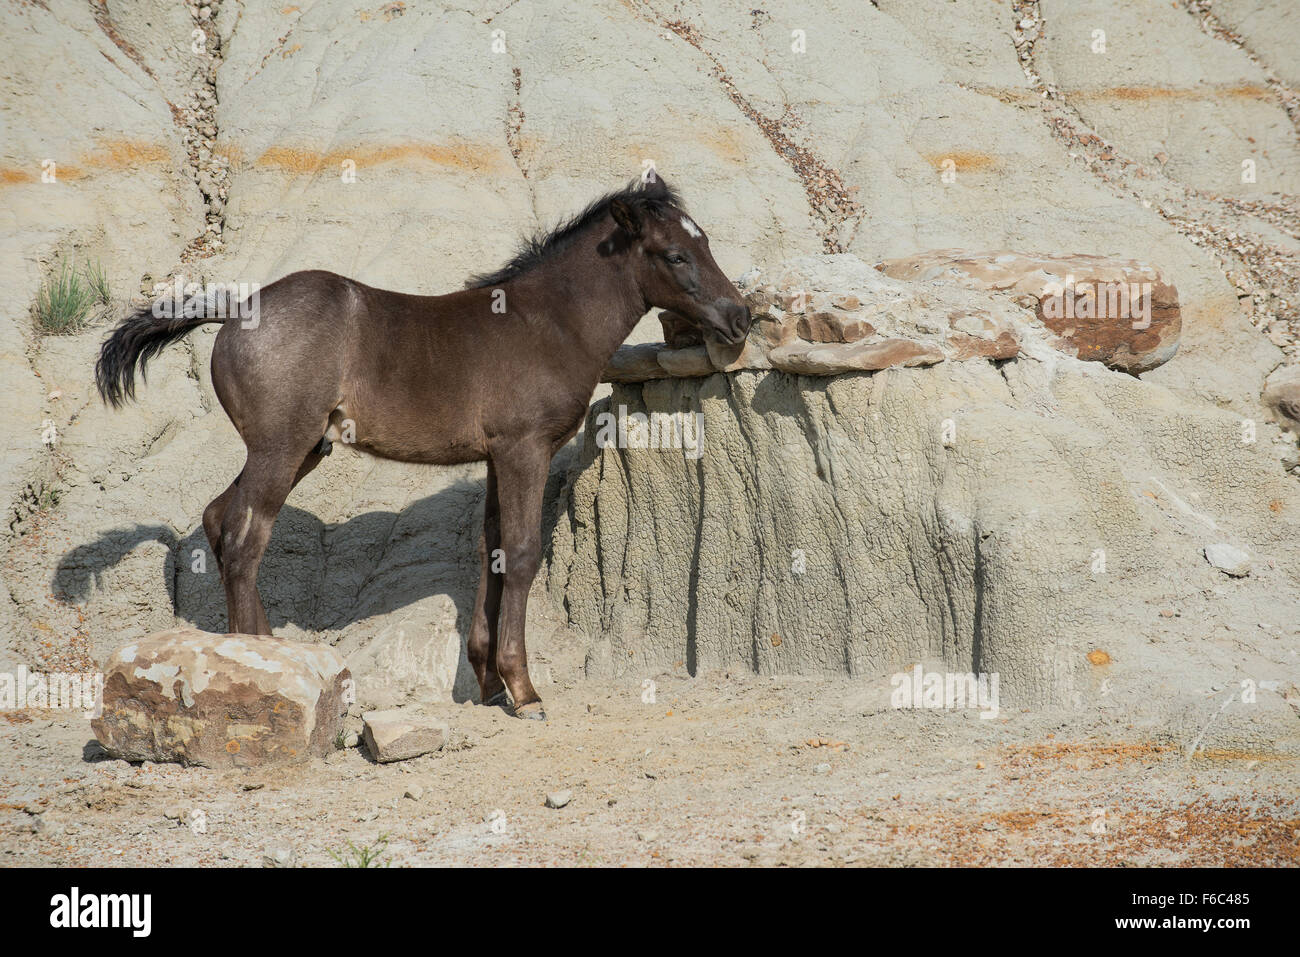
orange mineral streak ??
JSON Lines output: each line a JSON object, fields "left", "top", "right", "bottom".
{"left": 924, "top": 151, "right": 999, "bottom": 172}
{"left": 0, "top": 139, "right": 167, "bottom": 188}
{"left": 254, "top": 141, "right": 502, "bottom": 175}
{"left": 1074, "top": 83, "right": 1272, "bottom": 102}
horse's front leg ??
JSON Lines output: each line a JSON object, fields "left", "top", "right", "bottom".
{"left": 489, "top": 438, "right": 551, "bottom": 720}
{"left": 467, "top": 461, "right": 507, "bottom": 706}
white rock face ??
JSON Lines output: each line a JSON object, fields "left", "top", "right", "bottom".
{"left": 549, "top": 350, "right": 1300, "bottom": 714}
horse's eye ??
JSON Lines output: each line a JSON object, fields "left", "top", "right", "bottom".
{"left": 665, "top": 254, "right": 687, "bottom": 265}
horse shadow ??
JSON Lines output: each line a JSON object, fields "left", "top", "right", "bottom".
{"left": 53, "top": 464, "right": 574, "bottom": 703}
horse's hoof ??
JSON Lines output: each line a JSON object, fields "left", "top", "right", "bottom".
{"left": 512, "top": 701, "right": 547, "bottom": 721}
{"left": 484, "top": 689, "right": 510, "bottom": 709}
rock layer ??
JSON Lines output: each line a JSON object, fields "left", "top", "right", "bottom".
{"left": 875, "top": 250, "right": 1181, "bottom": 374}
{"left": 601, "top": 252, "right": 1177, "bottom": 383}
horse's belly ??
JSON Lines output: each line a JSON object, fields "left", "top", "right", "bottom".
{"left": 325, "top": 404, "right": 485, "bottom": 465}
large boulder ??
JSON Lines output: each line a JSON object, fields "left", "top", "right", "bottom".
{"left": 92, "top": 628, "right": 351, "bottom": 767}
{"left": 875, "top": 250, "right": 1181, "bottom": 374}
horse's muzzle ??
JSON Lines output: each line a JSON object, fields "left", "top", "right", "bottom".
{"left": 715, "top": 302, "right": 752, "bottom": 345}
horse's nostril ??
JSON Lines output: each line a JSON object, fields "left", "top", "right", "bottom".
{"left": 731, "top": 304, "right": 752, "bottom": 340}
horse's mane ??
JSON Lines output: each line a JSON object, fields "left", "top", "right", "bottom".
{"left": 465, "top": 177, "right": 686, "bottom": 289}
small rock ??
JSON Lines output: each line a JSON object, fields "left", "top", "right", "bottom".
{"left": 262, "top": 844, "right": 296, "bottom": 868}
{"left": 545, "top": 790, "right": 572, "bottom": 809}
{"left": 814, "top": 762, "right": 832, "bottom": 774}
{"left": 362, "top": 711, "right": 448, "bottom": 763}
{"left": 404, "top": 785, "right": 425, "bottom": 801}
{"left": 636, "top": 828, "right": 659, "bottom": 842}
{"left": 1204, "top": 543, "right": 1251, "bottom": 577}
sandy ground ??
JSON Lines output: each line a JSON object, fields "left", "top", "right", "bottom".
{"left": 2, "top": 651, "right": 1298, "bottom": 868}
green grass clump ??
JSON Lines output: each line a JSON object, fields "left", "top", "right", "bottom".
{"left": 34, "top": 259, "right": 111, "bottom": 334}
{"left": 328, "top": 834, "right": 391, "bottom": 868}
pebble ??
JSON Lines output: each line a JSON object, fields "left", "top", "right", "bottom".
{"left": 636, "top": 828, "right": 658, "bottom": 842}
{"left": 262, "top": 844, "right": 296, "bottom": 868}
{"left": 545, "top": 790, "right": 572, "bottom": 809}
{"left": 1204, "top": 543, "right": 1251, "bottom": 577}
{"left": 404, "top": 785, "right": 425, "bottom": 801}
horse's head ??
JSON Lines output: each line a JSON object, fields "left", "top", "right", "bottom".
{"left": 608, "top": 182, "right": 752, "bottom": 346}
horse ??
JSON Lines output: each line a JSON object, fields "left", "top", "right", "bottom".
{"left": 95, "top": 177, "right": 752, "bottom": 720}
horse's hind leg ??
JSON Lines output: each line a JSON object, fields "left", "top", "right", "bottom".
{"left": 219, "top": 444, "right": 320, "bottom": 634}
{"left": 202, "top": 474, "right": 241, "bottom": 578}
{"left": 467, "top": 461, "right": 507, "bottom": 705}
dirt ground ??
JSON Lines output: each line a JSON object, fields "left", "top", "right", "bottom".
{"left": 2, "top": 648, "right": 1298, "bottom": 867}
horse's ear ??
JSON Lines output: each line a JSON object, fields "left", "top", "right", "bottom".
{"left": 610, "top": 198, "right": 642, "bottom": 238}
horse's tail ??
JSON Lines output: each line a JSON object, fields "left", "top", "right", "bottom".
{"left": 95, "top": 288, "right": 239, "bottom": 408}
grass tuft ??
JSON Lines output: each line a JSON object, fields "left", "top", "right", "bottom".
{"left": 33, "top": 259, "right": 109, "bottom": 334}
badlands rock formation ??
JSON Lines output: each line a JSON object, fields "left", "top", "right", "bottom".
{"left": 549, "top": 255, "right": 1300, "bottom": 732}
{"left": 1, "top": 1, "right": 1296, "bottom": 740}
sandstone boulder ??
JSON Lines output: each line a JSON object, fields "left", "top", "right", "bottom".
{"left": 875, "top": 250, "right": 1181, "bottom": 374}
{"left": 92, "top": 629, "right": 350, "bottom": 767}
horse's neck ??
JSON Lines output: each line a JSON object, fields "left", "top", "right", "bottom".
{"left": 521, "top": 241, "right": 648, "bottom": 370}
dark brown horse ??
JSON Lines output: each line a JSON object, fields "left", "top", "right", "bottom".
{"left": 95, "top": 178, "right": 751, "bottom": 719}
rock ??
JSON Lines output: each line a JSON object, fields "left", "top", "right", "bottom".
{"left": 656, "top": 345, "right": 714, "bottom": 378}
{"left": 796, "top": 309, "right": 874, "bottom": 343}
{"left": 603, "top": 255, "right": 1035, "bottom": 382}
{"left": 262, "top": 844, "right": 297, "bottom": 868}
{"left": 769, "top": 337, "right": 945, "bottom": 375}
{"left": 545, "top": 789, "right": 572, "bottom": 809}
{"left": 605, "top": 343, "right": 671, "bottom": 383}
{"left": 1204, "top": 543, "right": 1251, "bottom": 577}
{"left": 361, "top": 710, "right": 447, "bottom": 763}
{"left": 1, "top": 0, "right": 1293, "bottom": 732}
{"left": 403, "top": 785, "right": 425, "bottom": 801}
{"left": 1263, "top": 365, "right": 1300, "bottom": 434}
{"left": 636, "top": 828, "right": 659, "bottom": 842}
{"left": 91, "top": 629, "right": 351, "bottom": 768}
{"left": 875, "top": 250, "right": 1181, "bottom": 374}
